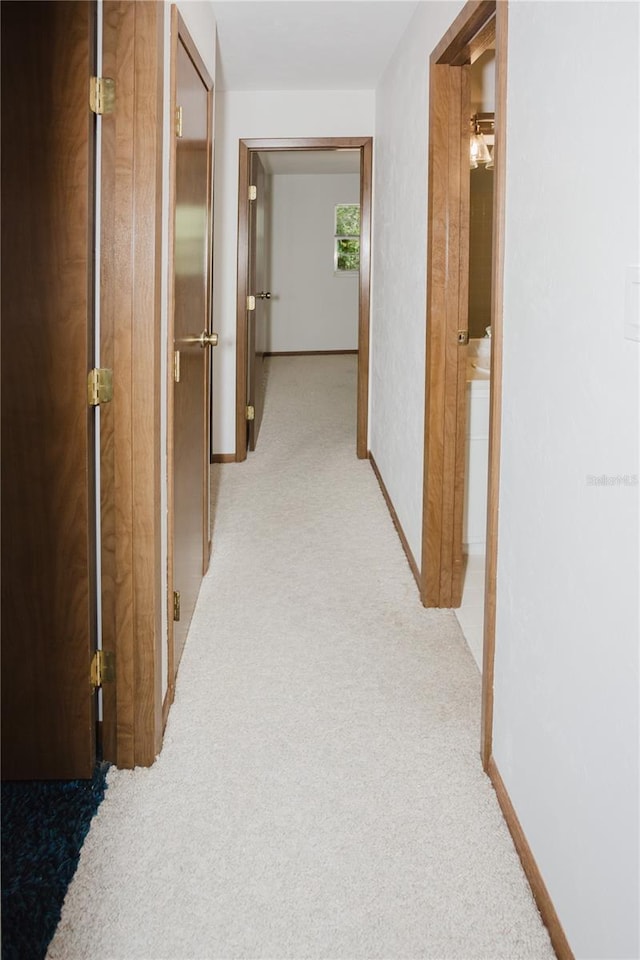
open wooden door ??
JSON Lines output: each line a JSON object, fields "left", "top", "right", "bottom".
{"left": 422, "top": 10, "right": 497, "bottom": 609}
{"left": 420, "top": 0, "right": 508, "bottom": 771}
{"left": 247, "top": 152, "right": 269, "bottom": 451}
{"left": 1, "top": 0, "right": 97, "bottom": 779}
{"left": 169, "top": 14, "right": 214, "bottom": 677}
{"left": 425, "top": 63, "right": 471, "bottom": 609}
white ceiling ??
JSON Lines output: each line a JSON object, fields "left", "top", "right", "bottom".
{"left": 210, "top": 1, "right": 420, "bottom": 91}
{"left": 258, "top": 148, "right": 360, "bottom": 175}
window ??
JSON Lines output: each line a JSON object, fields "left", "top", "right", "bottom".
{"left": 334, "top": 203, "right": 360, "bottom": 273}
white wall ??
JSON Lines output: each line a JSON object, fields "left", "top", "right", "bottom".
{"left": 493, "top": 3, "right": 640, "bottom": 958}
{"left": 373, "top": 4, "right": 639, "bottom": 953}
{"left": 370, "top": 0, "right": 465, "bottom": 566}
{"left": 160, "top": 0, "right": 217, "bottom": 698}
{"left": 212, "top": 90, "right": 375, "bottom": 454}
{"left": 470, "top": 48, "right": 495, "bottom": 113}
{"left": 268, "top": 173, "right": 360, "bottom": 352}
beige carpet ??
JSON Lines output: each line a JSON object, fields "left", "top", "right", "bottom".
{"left": 48, "top": 356, "right": 554, "bottom": 959}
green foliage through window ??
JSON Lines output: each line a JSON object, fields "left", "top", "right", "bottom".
{"left": 335, "top": 204, "right": 360, "bottom": 272}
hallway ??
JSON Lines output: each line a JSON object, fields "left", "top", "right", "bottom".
{"left": 48, "top": 356, "right": 553, "bottom": 959}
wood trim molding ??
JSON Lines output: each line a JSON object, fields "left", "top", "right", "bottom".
{"left": 357, "top": 139, "right": 372, "bottom": 460}
{"left": 106, "top": 0, "right": 136, "bottom": 767}
{"left": 235, "top": 139, "right": 250, "bottom": 461}
{"left": 211, "top": 453, "right": 236, "bottom": 463}
{"left": 235, "top": 136, "right": 373, "bottom": 463}
{"left": 487, "top": 757, "right": 575, "bottom": 960}
{"left": 452, "top": 13, "right": 497, "bottom": 66}
{"left": 100, "top": 0, "right": 119, "bottom": 765}
{"left": 165, "top": 1, "right": 179, "bottom": 750}
{"left": 130, "top": 0, "right": 164, "bottom": 768}
{"left": 370, "top": 455, "right": 421, "bottom": 591}
{"left": 480, "top": 0, "right": 507, "bottom": 770}
{"left": 101, "top": 0, "right": 164, "bottom": 768}
{"left": 238, "top": 137, "right": 372, "bottom": 151}
{"left": 432, "top": 0, "right": 496, "bottom": 64}
{"left": 264, "top": 350, "right": 358, "bottom": 357}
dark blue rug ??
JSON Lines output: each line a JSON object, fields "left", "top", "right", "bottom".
{"left": 1, "top": 762, "right": 109, "bottom": 960}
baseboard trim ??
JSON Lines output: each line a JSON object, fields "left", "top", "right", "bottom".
{"left": 211, "top": 453, "right": 236, "bottom": 463}
{"left": 369, "top": 453, "right": 421, "bottom": 591}
{"left": 487, "top": 756, "right": 574, "bottom": 960}
{"left": 264, "top": 350, "right": 358, "bottom": 357}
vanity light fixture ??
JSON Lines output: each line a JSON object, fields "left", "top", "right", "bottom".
{"left": 470, "top": 113, "right": 495, "bottom": 169}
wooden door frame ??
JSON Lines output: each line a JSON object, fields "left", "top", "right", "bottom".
{"left": 420, "top": 0, "right": 506, "bottom": 764}
{"left": 246, "top": 150, "right": 267, "bottom": 452}
{"left": 165, "top": 7, "right": 214, "bottom": 710}
{"left": 100, "top": 0, "right": 164, "bottom": 768}
{"left": 235, "top": 137, "right": 373, "bottom": 462}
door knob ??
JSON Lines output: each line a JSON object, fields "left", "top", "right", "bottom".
{"left": 175, "top": 331, "right": 219, "bottom": 348}
{"left": 256, "top": 291, "right": 271, "bottom": 300}
{"left": 198, "top": 331, "right": 218, "bottom": 348}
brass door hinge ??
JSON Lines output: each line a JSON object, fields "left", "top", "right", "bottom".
{"left": 246, "top": 295, "right": 256, "bottom": 311}
{"left": 175, "top": 105, "right": 183, "bottom": 138}
{"left": 89, "top": 76, "right": 115, "bottom": 115}
{"left": 173, "top": 591, "right": 181, "bottom": 622}
{"left": 248, "top": 185, "right": 257, "bottom": 201}
{"left": 246, "top": 404, "right": 255, "bottom": 421}
{"left": 457, "top": 330, "right": 469, "bottom": 345}
{"left": 88, "top": 368, "right": 113, "bottom": 406}
{"left": 91, "top": 650, "right": 115, "bottom": 688}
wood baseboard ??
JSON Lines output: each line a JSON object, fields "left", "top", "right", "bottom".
{"left": 487, "top": 756, "right": 574, "bottom": 960}
{"left": 211, "top": 453, "right": 236, "bottom": 463}
{"left": 264, "top": 350, "right": 358, "bottom": 357}
{"left": 369, "top": 453, "right": 421, "bottom": 591}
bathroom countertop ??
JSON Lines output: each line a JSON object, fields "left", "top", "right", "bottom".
{"left": 466, "top": 358, "right": 490, "bottom": 381}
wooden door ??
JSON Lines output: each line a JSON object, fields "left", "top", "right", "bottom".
{"left": 422, "top": 61, "right": 472, "bottom": 609}
{"left": 1, "top": 1, "right": 96, "bottom": 779}
{"left": 247, "top": 152, "right": 268, "bottom": 451}
{"left": 171, "top": 25, "right": 214, "bottom": 674}
{"left": 449, "top": 64, "right": 472, "bottom": 608}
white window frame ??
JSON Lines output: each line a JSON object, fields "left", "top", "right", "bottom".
{"left": 334, "top": 203, "right": 360, "bottom": 275}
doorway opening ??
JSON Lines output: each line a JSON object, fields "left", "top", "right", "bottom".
{"left": 454, "top": 48, "right": 496, "bottom": 676}
{"left": 250, "top": 149, "right": 362, "bottom": 448}
{"left": 235, "top": 138, "right": 373, "bottom": 462}
{"left": 420, "top": 0, "right": 506, "bottom": 767}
